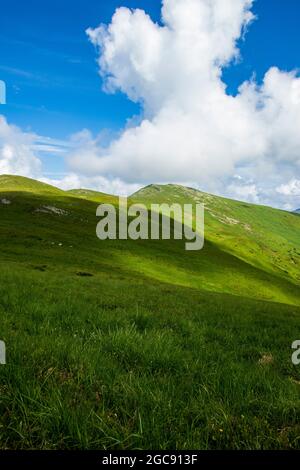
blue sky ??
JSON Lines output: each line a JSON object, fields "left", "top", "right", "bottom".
{"left": 1, "top": 0, "right": 300, "bottom": 138}
{"left": 0, "top": 0, "right": 300, "bottom": 207}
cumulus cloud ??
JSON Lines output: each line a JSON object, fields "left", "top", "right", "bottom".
{"left": 0, "top": 115, "right": 140, "bottom": 195}
{"left": 277, "top": 179, "right": 300, "bottom": 197}
{"left": 226, "top": 179, "right": 260, "bottom": 204}
{"left": 1, "top": 0, "right": 300, "bottom": 208}
{"left": 0, "top": 116, "right": 138, "bottom": 196}
{"left": 0, "top": 116, "right": 41, "bottom": 176}
{"left": 41, "top": 172, "right": 141, "bottom": 195}
{"left": 67, "top": 0, "right": 300, "bottom": 205}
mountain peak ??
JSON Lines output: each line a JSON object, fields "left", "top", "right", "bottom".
{"left": 131, "top": 183, "right": 206, "bottom": 199}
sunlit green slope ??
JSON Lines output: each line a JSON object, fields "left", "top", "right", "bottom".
{"left": 0, "top": 175, "right": 299, "bottom": 305}
{"left": 0, "top": 174, "right": 64, "bottom": 195}
{"left": 131, "top": 184, "right": 300, "bottom": 294}
{"left": 1, "top": 175, "right": 300, "bottom": 450}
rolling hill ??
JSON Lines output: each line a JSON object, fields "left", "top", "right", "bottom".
{"left": 0, "top": 174, "right": 64, "bottom": 195}
{"left": 131, "top": 184, "right": 300, "bottom": 299}
{"left": 0, "top": 174, "right": 299, "bottom": 450}
{"left": 67, "top": 188, "right": 118, "bottom": 204}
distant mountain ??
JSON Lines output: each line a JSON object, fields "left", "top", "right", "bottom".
{"left": 67, "top": 188, "right": 117, "bottom": 204}
{"left": 132, "top": 183, "right": 300, "bottom": 298}
{"left": 293, "top": 208, "right": 300, "bottom": 215}
{"left": 1, "top": 175, "right": 300, "bottom": 304}
{"left": 0, "top": 174, "right": 63, "bottom": 195}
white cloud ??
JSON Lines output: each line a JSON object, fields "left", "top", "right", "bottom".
{"left": 0, "top": 116, "right": 41, "bottom": 176}
{"left": 277, "top": 179, "right": 300, "bottom": 197}
{"left": 227, "top": 181, "right": 259, "bottom": 204}
{"left": 0, "top": 116, "right": 139, "bottom": 196}
{"left": 72, "top": 0, "right": 300, "bottom": 203}
{"left": 41, "top": 172, "right": 141, "bottom": 195}
{"left": 1, "top": 0, "right": 300, "bottom": 209}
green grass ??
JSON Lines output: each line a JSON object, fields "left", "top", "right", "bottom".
{"left": 0, "top": 175, "right": 300, "bottom": 450}
{"left": 0, "top": 174, "right": 64, "bottom": 195}
{"left": 132, "top": 184, "right": 300, "bottom": 288}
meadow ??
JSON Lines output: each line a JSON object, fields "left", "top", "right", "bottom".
{"left": 0, "top": 175, "right": 299, "bottom": 449}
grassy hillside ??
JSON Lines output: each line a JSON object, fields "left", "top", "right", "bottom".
{"left": 0, "top": 174, "right": 64, "bottom": 195}
{"left": 0, "top": 175, "right": 299, "bottom": 450}
{"left": 131, "top": 184, "right": 300, "bottom": 301}
{"left": 67, "top": 188, "right": 118, "bottom": 204}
